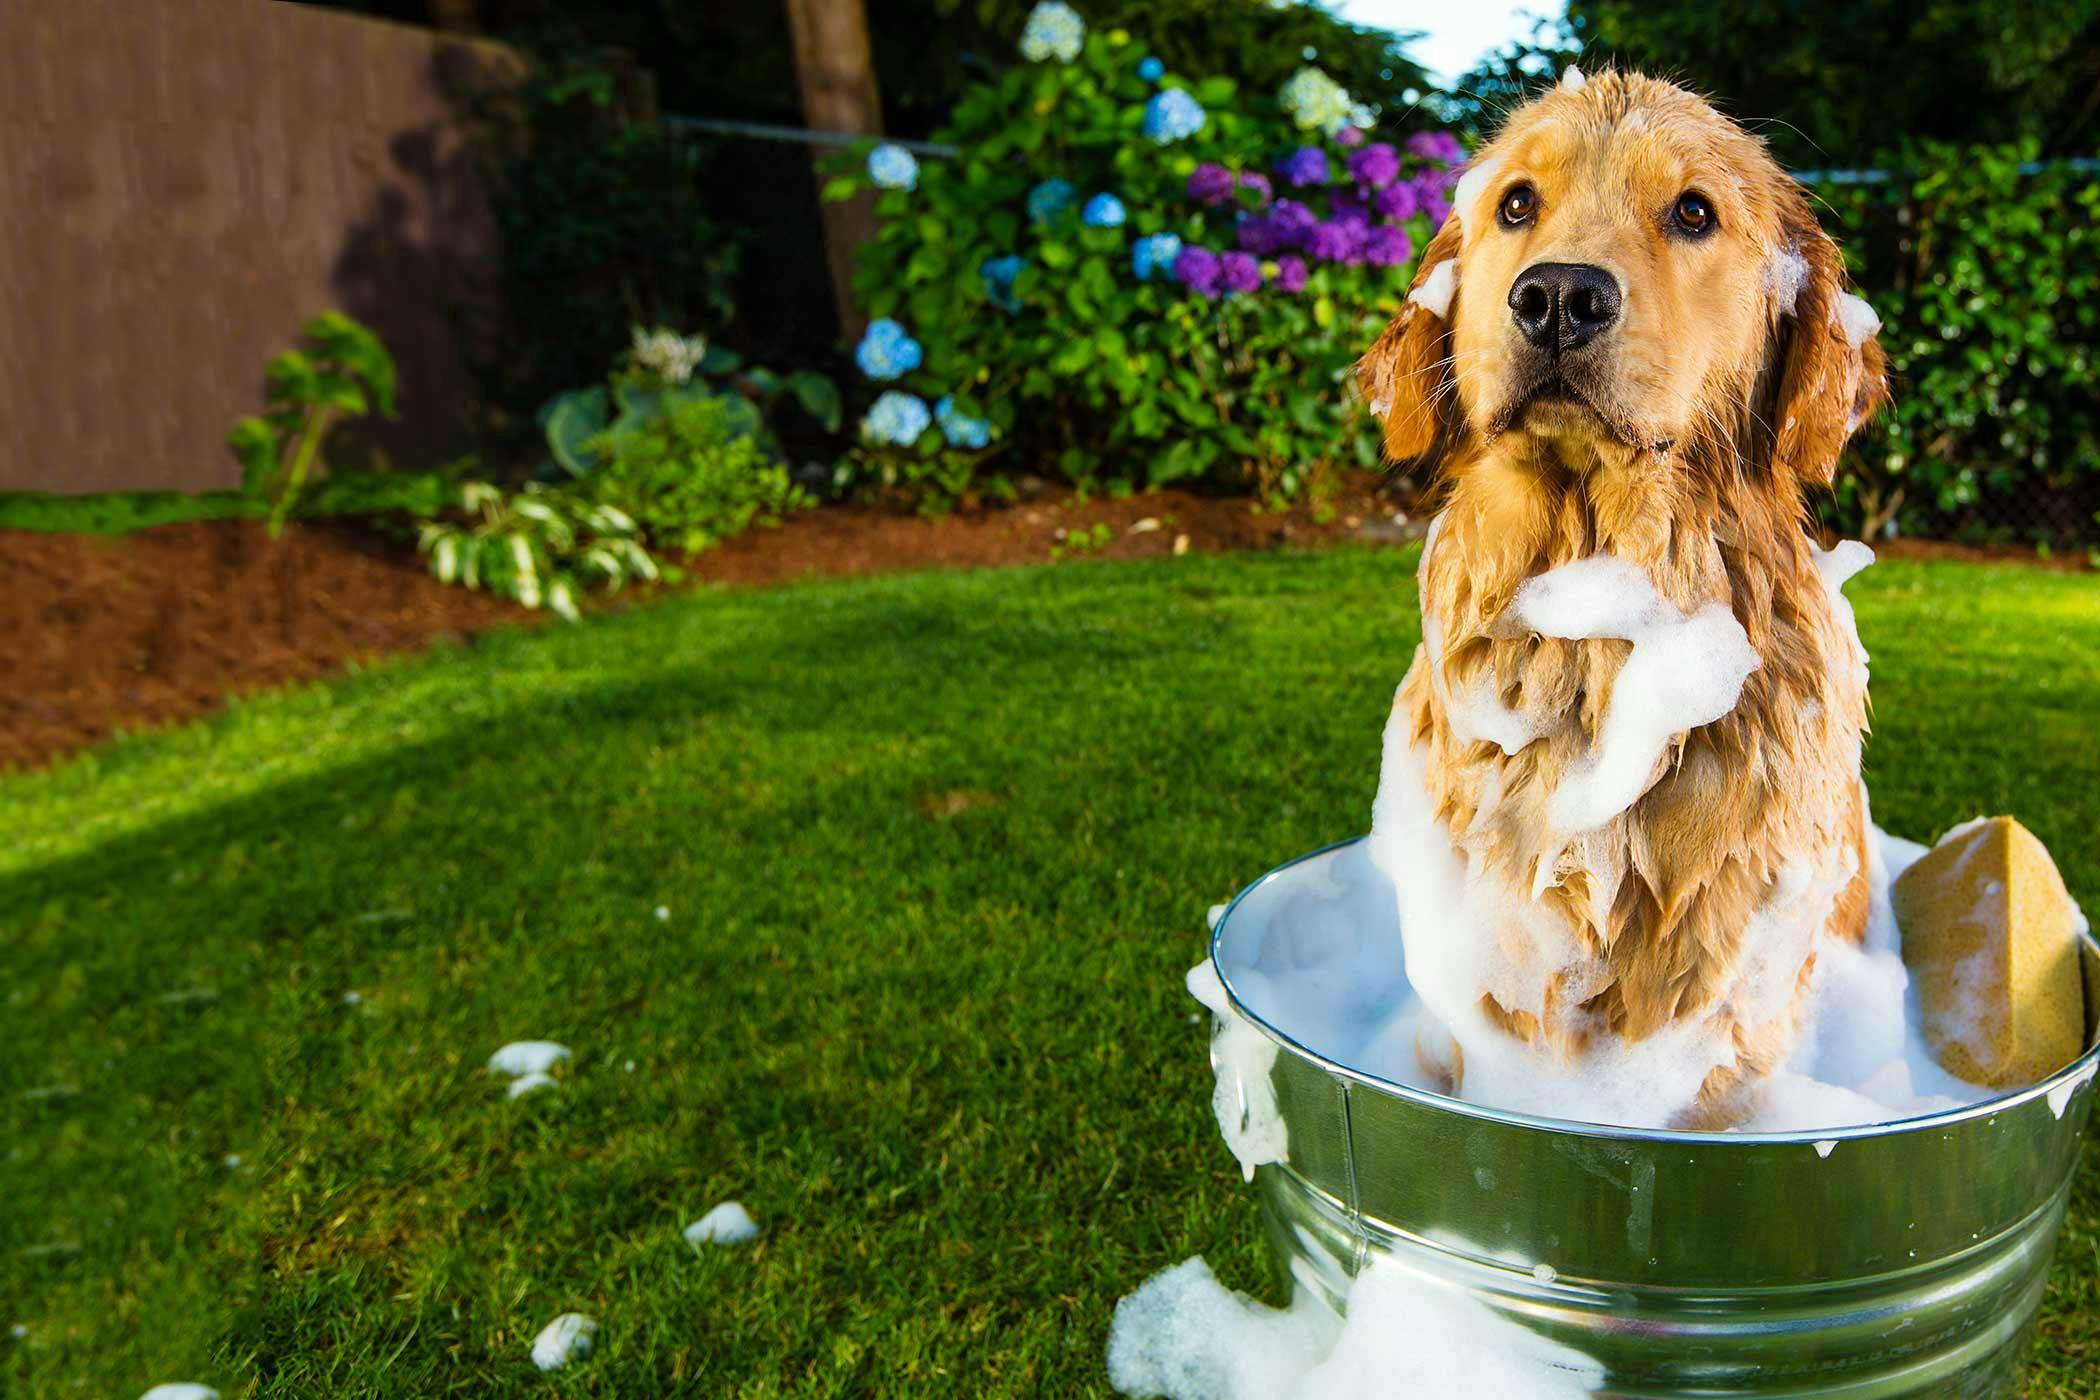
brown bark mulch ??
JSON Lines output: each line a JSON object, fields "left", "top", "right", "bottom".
{"left": 2, "top": 471, "right": 2078, "bottom": 774}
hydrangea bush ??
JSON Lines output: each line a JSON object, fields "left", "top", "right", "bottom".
{"left": 827, "top": 3, "right": 1465, "bottom": 508}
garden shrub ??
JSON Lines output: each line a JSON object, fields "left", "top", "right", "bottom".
{"left": 1821, "top": 144, "right": 2100, "bottom": 544}
{"left": 455, "top": 31, "right": 740, "bottom": 437}
{"left": 581, "top": 392, "right": 812, "bottom": 555}
{"left": 827, "top": 2, "right": 1466, "bottom": 510}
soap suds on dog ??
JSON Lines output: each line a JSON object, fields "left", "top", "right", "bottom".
{"left": 1188, "top": 547, "right": 2050, "bottom": 1135}
{"left": 1408, "top": 260, "right": 1459, "bottom": 319}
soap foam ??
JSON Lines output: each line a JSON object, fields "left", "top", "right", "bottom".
{"left": 1108, "top": 1256, "right": 1601, "bottom": 1399}
{"left": 1407, "top": 260, "right": 1459, "bottom": 319}
{"left": 1187, "top": 961, "right": 1290, "bottom": 1180}
{"left": 1221, "top": 826, "right": 2003, "bottom": 1133}
{"left": 1509, "top": 556, "right": 1761, "bottom": 837}
{"left": 1452, "top": 156, "right": 1503, "bottom": 238}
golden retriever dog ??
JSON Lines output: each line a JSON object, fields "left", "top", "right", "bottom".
{"left": 1358, "top": 68, "right": 1889, "bottom": 1127}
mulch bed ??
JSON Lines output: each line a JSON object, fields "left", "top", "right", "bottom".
{"left": 3, "top": 470, "right": 2082, "bottom": 773}
{"left": 0, "top": 474, "right": 1408, "bottom": 773}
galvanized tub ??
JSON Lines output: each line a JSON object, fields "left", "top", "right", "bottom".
{"left": 1209, "top": 838, "right": 2100, "bottom": 1399}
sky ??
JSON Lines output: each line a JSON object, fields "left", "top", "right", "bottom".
{"left": 1328, "top": 0, "right": 1559, "bottom": 87}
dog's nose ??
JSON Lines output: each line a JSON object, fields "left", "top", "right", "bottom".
{"left": 1508, "top": 262, "right": 1622, "bottom": 355}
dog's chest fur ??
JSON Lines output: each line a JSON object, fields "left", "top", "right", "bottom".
{"left": 1400, "top": 444, "right": 1871, "bottom": 1084}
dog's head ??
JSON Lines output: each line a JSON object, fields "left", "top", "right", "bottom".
{"left": 1359, "top": 69, "right": 1887, "bottom": 485}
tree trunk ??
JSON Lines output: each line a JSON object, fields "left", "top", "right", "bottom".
{"left": 783, "top": 0, "right": 883, "bottom": 342}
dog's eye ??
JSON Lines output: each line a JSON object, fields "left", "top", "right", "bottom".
{"left": 1498, "top": 184, "right": 1538, "bottom": 227}
{"left": 1671, "top": 191, "right": 1716, "bottom": 237}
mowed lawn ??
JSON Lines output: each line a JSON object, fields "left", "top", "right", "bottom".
{"left": 4, "top": 546, "right": 2097, "bottom": 1398}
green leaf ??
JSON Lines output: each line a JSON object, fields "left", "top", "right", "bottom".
{"left": 784, "top": 371, "right": 843, "bottom": 432}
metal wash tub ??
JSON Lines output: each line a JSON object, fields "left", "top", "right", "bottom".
{"left": 1208, "top": 838, "right": 2100, "bottom": 1399}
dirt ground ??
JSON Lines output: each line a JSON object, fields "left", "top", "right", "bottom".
{"left": 0, "top": 474, "right": 1413, "bottom": 772}
{"left": 3, "top": 472, "right": 2080, "bottom": 773}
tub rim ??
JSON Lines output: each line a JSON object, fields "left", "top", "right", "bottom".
{"left": 1210, "top": 834, "right": 2100, "bottom": 1149}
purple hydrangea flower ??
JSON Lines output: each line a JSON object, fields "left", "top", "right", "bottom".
{"left": 1405, "top": 130, "right": 1466, "bottom": 167}
{"left": 1370, "top": 182, "right": 1419, "bottom": 222}
{"left": 1239, "top": 172, "right": 1273, "bottom": 206}
{"left": 1277, "top": 146, "right": 1329, "bottom": 188}
{"left": 1218, "top": 252, "right": 1262, "bottom": 295}
{"left": 1335, "top": 126, "right": 1365, "bottom": 149}
{"left": 1174, "top": 245, "right": 1222, "bottom": 298}
{"left": 1267, "top": 199, "right": 1318, "bottom": 250}
{"left": 1236, "top": 216, "right": 1281, "bottom": 257}
{"left": 1306, "top": 218, "right": 1367, "bottom": 264}
{"left": 1347, "top": 143, "right": 1401, "bottom": 190}
{"left": 1364, "top": 225, "right": 1415, "bottom": 267}
{"left": 1187, "top": 162, "right": 1236, "bottom": 206}
{"left": 1273, "top": 256, "right": 1309, "bottom": 292}
{"left": 1329, "top": 190, "right": 1368, "bottom": 222}
{"left": 1412, "top": 168, "right": 1457, "bottom": 225}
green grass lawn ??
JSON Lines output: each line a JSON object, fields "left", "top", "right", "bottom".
{"left": 4, "top": 546, "right": 2096, "bottom": 1398}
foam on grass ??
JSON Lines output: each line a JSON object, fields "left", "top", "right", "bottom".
{"left": 685, "top": 1201, "right": 761, "bottom": 1246}
{"left": 488, "top": 1041, "right": 570, "bottom": 1077}
{"left": 1107, "top": 1255, "right": 1602, "bottom": 1399}
{"left": 507, "top": 1071, "right": 558, "bottom": 1099}
{"left": 530, "top": 1313, "right": 597, "bottom": 1370}
{"left": 138, "top": 1387, "right": 219, "bottom": 1400}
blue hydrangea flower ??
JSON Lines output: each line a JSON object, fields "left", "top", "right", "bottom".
{"left": 1027, "top": 178, "right": 1078, "bottom": 224}
{"left": 866, "top": 143, "right": 918, "bottom": 191}
{"left": 1142, "top": 88, "right": 1207, "bottom": 144}
{"left": 1131, "top": 232, "right": 1183, "bottom": 282}
{"left": 864, "top": 391, "right": 931, "bottom": 447}
{"left": 935, "top": 396, "right": 992, "bottom": 449}
{"left": 854, "top": 318, "right": 922, "bottom": 381}
{"left": 1019, "top": 1, "right": 1084, "bottom": 62}
{"left": 1137, "top": 56, "right": 1164, "bottom": 82}
{"left": 1081, "top": 193, "right": 1127, "bottom": 228}
{"left": 980, "top": 255, "right": 1027, "bottom": 313}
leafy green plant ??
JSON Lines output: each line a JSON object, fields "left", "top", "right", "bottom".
{"left": 227, "top": 313, "right": 398, "bottom": 538}
{"left": 826, "top": 12, "right": 1461, "bottom": 511}
{"left": 580, "top": 393, "right": 813, "bottom": 554}
{"left": 537, "top": 328, "right": 840, "bottom": 480}
{"left": 417, "top": 482, "right": 657, "bottom": 621}
{"left": 1818, "top": 144, "right": 2100, "bottom": 543}
{"left": 1050, "top": 520, "right": 1115, "bottom": 559}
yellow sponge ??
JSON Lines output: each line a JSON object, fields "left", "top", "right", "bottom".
{"left": 1893, "top": 817, "right": 2087, "bottom": 1089}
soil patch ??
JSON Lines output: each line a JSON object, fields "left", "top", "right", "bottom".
{"left": 5, "top": 470, "right": 2079, "bottom": 773}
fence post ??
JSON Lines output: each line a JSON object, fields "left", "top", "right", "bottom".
{"left": 783, "top": 0, "right": 883, "bottom": 342}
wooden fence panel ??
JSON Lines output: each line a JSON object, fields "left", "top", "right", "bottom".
{"left": 0, "top": 0, "right": 520, "bottom": 494}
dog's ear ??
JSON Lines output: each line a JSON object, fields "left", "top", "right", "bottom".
{"left": 1770, "top": 215, "right": 1888, "bottom": 486}
{"left": 1358, "top": 218, "right": 1464, "bottom": 462}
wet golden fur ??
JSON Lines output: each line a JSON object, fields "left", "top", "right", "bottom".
{"left": 1359, "top": 72, "right": 1889, "bottom": 1124}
